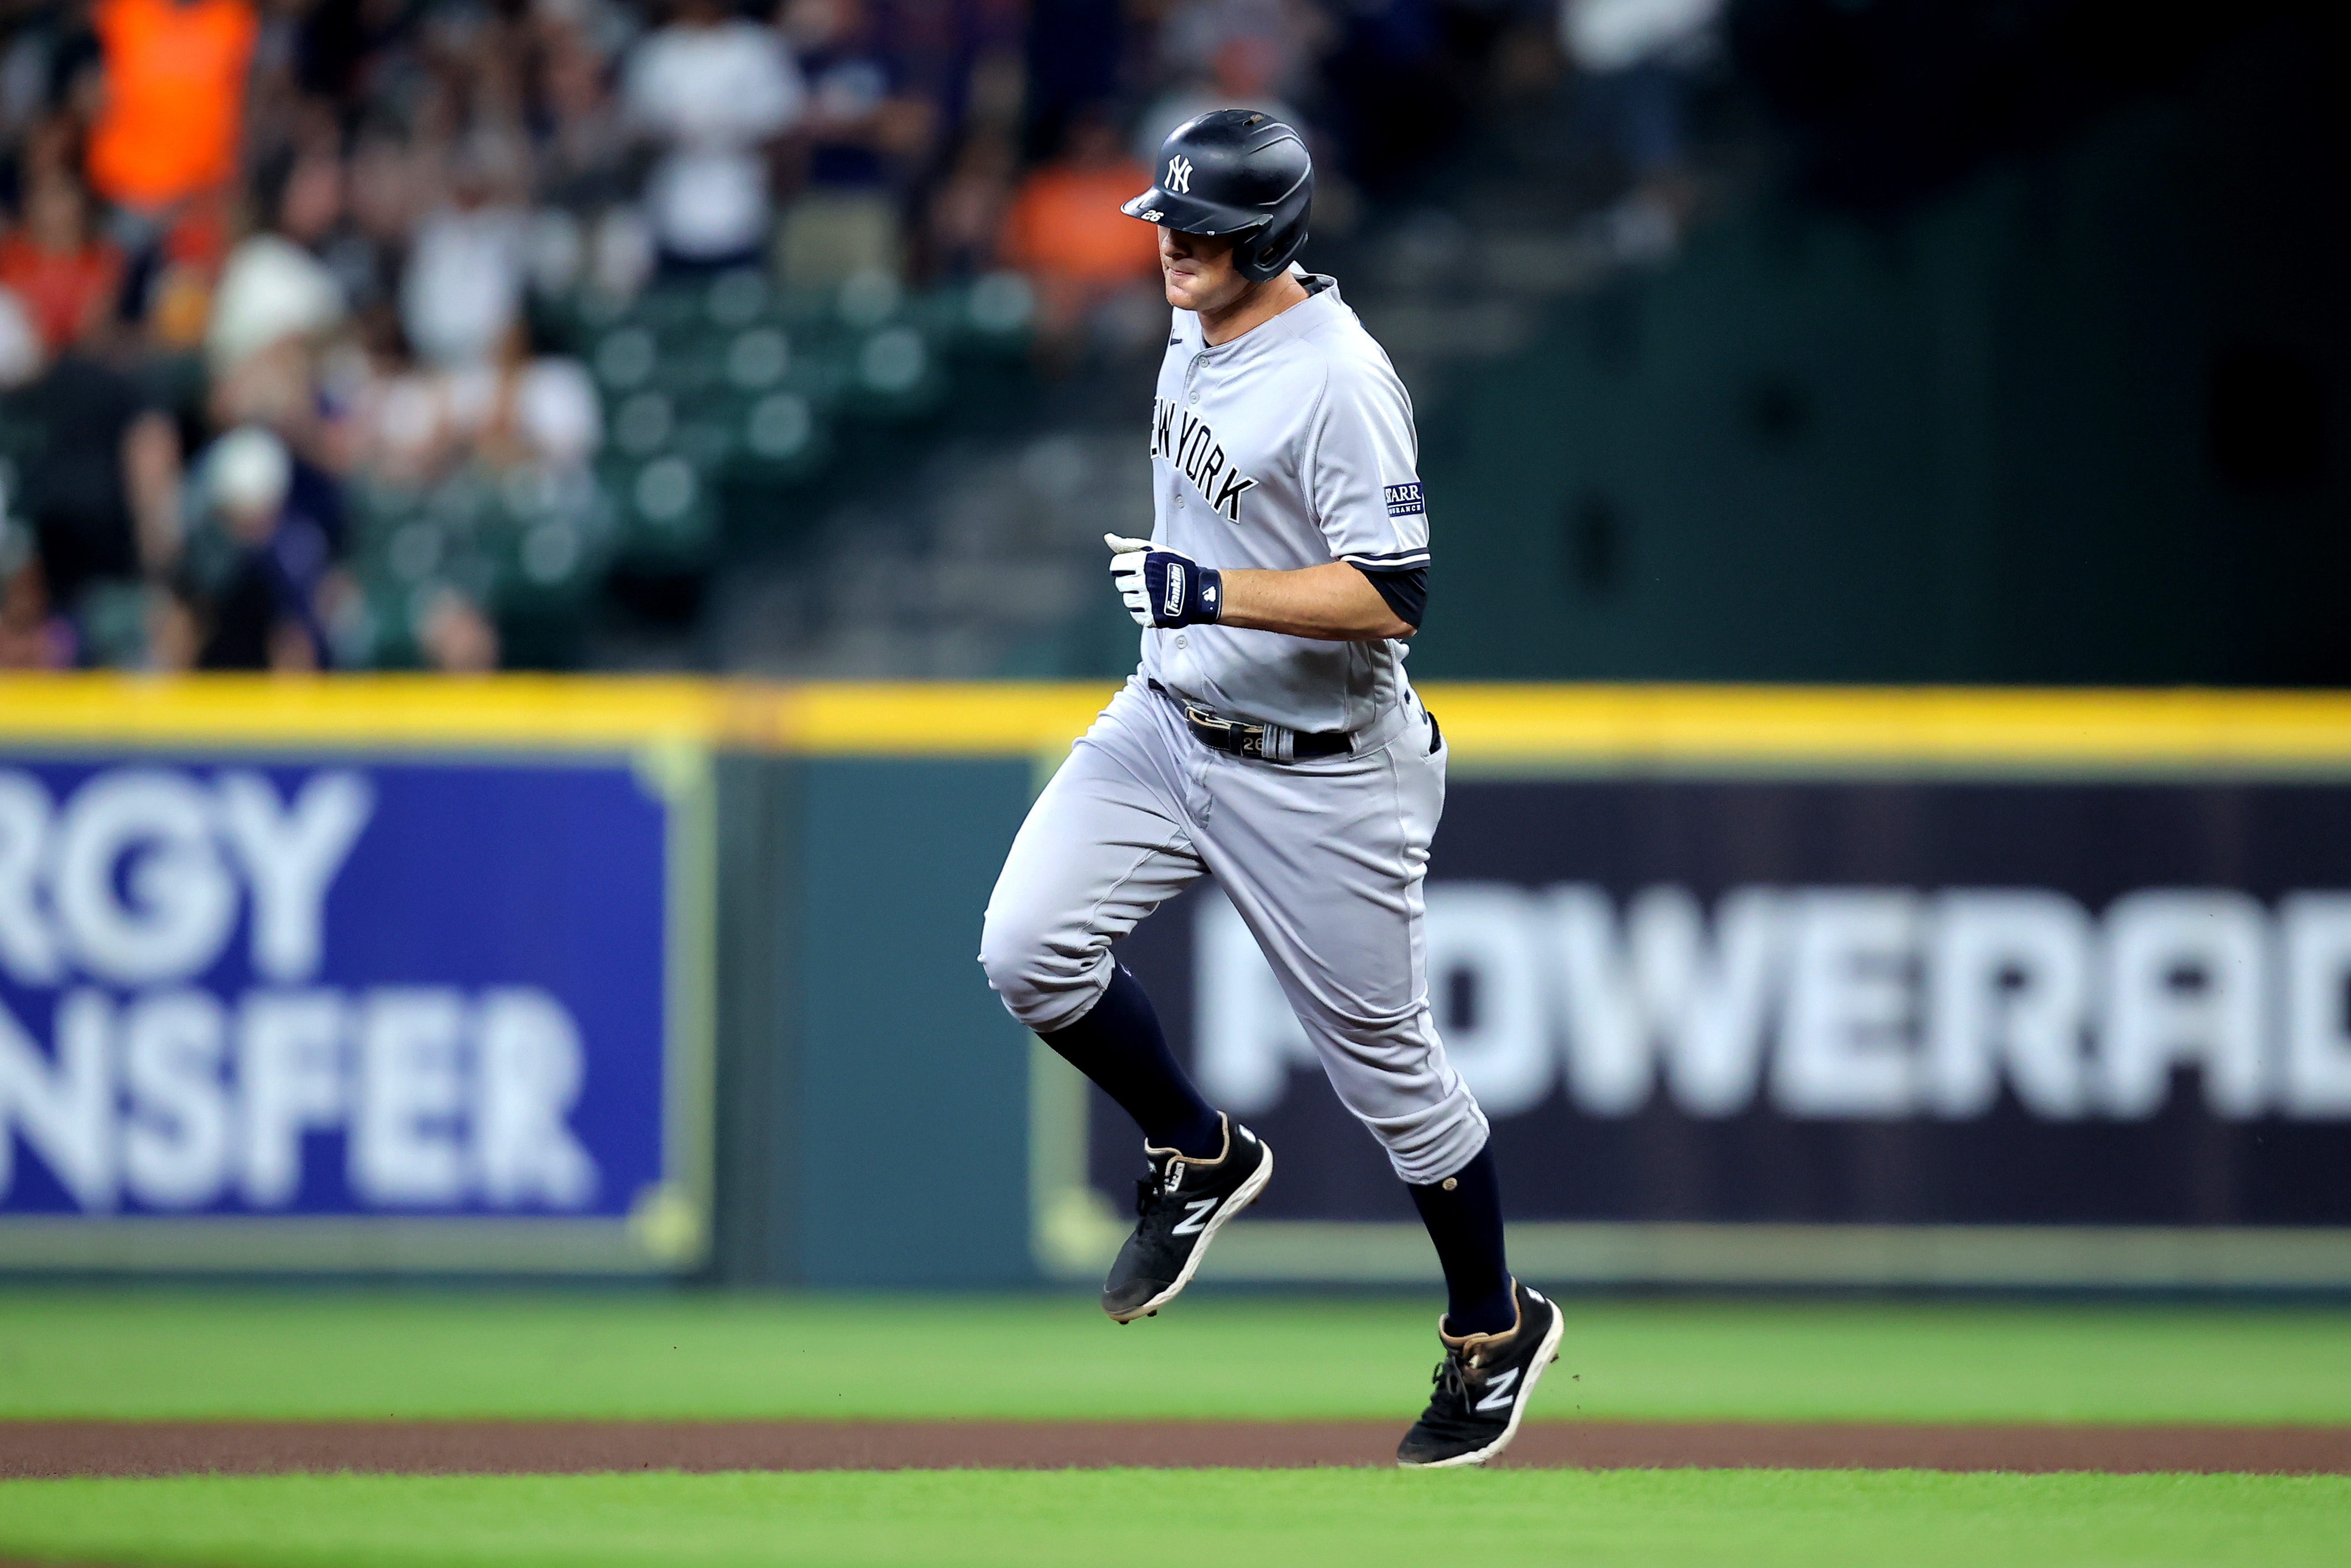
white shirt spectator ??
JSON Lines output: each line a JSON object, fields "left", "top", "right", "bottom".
{"left": 513, "top": 357, "right": 603, "bottom": 470}
{"left": 1560, "top": 0, "right": 1721, "bottom": 72}
{"left": 207, "top": 234, "right": 348, "bottom": 372}
{"left": 0, "top": 286, "right": 40, "bottom": 388}
{"left": 401, "top": 204, "right": 530, "bottom": 368}
{"left": 626, "top": 18, "right": 805, "bottom": 261}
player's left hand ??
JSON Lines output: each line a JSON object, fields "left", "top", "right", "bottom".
{"left": 1107, "top": 534, "right": 1223, "bottom": 628}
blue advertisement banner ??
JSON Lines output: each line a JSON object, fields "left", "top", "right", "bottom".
{"left": 0, "top": 753, "right": 702, "bottom": 1270}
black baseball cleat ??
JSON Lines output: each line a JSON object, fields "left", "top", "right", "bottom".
{"left": 1101, "top": 1114, "right": 1273, "bottom": 1323}
{"left": 1395, "top": 1280, "right": 1565, "bottom": 1468}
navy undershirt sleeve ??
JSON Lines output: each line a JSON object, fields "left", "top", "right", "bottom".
{"left": 1352, "top": 563, "right": 1427, "bottom": 631}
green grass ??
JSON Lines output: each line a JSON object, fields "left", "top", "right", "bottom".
{"left": 0, "top": 1470, "right": 2344, "bottom": 1568}
{"left": 0, "top": 1290, "right": 2347, "bottom": 1425}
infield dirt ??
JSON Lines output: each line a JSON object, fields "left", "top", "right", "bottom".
{"left": 4, "top": 1420, "right": 2347, "bottom": 1477}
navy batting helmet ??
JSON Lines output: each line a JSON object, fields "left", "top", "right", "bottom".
{"left": 1121, "top": 109, "right": 1313, "bottom": 283}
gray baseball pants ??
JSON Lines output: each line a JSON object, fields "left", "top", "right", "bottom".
{"left": 979, "top": 676, "right": 1488, "bottom": 1185}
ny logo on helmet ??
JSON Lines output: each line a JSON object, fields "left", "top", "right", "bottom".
{"left": 1166, "top": 155, "right": 1193, "bottom": 195}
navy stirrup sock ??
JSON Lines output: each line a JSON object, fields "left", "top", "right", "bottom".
{"left": 1408, "top": 1145, "right": 1516, "bottom": 1337}
{"left": 1040, "top": 963, "right": 1224, "bottom": 1158}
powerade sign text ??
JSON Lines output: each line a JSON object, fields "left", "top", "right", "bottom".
{"left": 0, "top": 761, "right": 668, "bottom": 1220}
{"left": 1108, "top": 777, "right": 2351, "bottom": 1227}
{"left": 1196, "top": 884, "right": 2351, "bottom": 1123}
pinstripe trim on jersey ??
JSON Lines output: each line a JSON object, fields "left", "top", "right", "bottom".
{"left": 1340, "top": 547, "right": 1432, "bottom": 569}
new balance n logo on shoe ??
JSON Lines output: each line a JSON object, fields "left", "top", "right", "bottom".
{"left": 1472, "top": 1367, "right": 1521, "bottom": 1414}
{"left": 1170, "top": 1196, "right": 1220, "bottom": 1236}
{"left": 1397, "top": 1283, "right": 1564, "bottom": 1466}
{"left": 1102, "top": 1117, "right": 1274, "bottom": 1324}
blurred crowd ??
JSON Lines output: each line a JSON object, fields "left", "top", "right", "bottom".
{"left": 0, "top": 0, "right": 1703, "bottom": 673}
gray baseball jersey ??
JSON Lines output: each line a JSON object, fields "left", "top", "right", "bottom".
{"left": 1141, "top": 274, "right": 1429, "bottom": 736}
{"left": 979, "top": 272, "right": 1488, "bottom": 1189}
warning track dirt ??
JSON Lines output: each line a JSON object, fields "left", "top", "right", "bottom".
{"left": 4, "top": 1420, "right": 2347, "bottom": 1477}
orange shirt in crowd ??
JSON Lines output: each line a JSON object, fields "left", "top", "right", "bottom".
{"left": 0, "top": 232, "right": 126, "bottom": 351}
{"left": 85, "top": 0, "right": 259, "bottom": 211}
{"left": 1000, "top": 161, "right": 1162, "bottom": 287}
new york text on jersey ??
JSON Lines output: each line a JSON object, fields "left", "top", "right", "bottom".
{"left": 1151, "top": 397, "right": 1259, "bottom": 521}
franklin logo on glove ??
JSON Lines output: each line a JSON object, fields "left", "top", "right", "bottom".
{"left": 1108, "top": 535, "right": 1223, "bottom": 628}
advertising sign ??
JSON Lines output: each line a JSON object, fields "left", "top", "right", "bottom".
{"left": 0, "top": 746, "right": 711, "bottom": 1272}
{"left": 1031, "top": 761, "right": 2351, "bottom": 1288}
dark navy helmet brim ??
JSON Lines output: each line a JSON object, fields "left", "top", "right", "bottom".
{"left": 1119, "top": 186, "right": 1272, "bottom": 238}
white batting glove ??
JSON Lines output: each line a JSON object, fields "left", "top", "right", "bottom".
{"left": 1105, "top": 535, "right": 1156, "bottom": 626}
{"left": 1105, "top": 533, "right": 1224, "bottom": 628}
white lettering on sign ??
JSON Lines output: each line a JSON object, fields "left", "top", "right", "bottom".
{"left": 121, "top": 988, "right": 233, "bottom": 1208}
{"left": 1550, "top": 884, "right": 1781, "bottom": 1118}
{"left": 216, "top": 772, "right": 374, "bottom": 983}
{"left": 2282, "top": 894, "right": 2351, "bottom": 1116}
{"left": 0, "top": 768, "right": 373, "bottom": 988}
{"left": 53, "top": 771, "right": 239, "bottom": 986}
{"left": 1774, "top": 890, "right": 1921, "bottom": 1118}
{"left": 0, "top": 990, "right": 114, "bottom": 1208}
{"left": 1194, "top": 882, "right": 2351, "bottom": 1122}
{"left": 0, "top": 765, "right": 603, "bottom": 1213}
{"left": 2098, "top": 889, "right": 2269, "bottom": 1119}
{"left": 475, "top": 988, "right": 596, "bottom": 1207}
{"left": 238, "top": 988, "right": 346, "bottom": 1206}
{"left": 0, "top": 983, "right": 598, "bottom": 1211}
{"left": 356, "top": 989, "right": 470, "bottom": 1205}
{"left": 0, "top": 774, "right": 60, "bottom": 983}
{"left": 1922, "top": 890, "right": 2093, "bottom": 1120}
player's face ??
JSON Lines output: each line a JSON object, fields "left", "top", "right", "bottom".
{"left": 1157, "top": 227, "right": 1247, "bottom": 315}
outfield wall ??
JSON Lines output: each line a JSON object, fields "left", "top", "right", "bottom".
{"left": 3, "top": 678, "right": 2350, "bottom": 1289}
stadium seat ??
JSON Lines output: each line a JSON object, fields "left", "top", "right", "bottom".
{"left": 703, "top": 268, "right": 771, "bottom": 329}
{"left": 607, "top": 452, "right": 718, "bottom": 574}
{"left": 592, "top": 325, "right": 660, "bottom": 393}
{"left": 726, "top": 389, "right": 833, "bottom": 485}
{"left": 837, "top": 323, "right": 946, "bottom": 420}
{"left": 73, "top": 579, "right": 154, "bottom": 667}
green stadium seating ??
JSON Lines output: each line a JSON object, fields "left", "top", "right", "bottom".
{"left": 724, "top": 389, "right": 833, "bottom": 485}
{"left": 326, "top": 274, "right": 1032, "bottom": 663}
{"left": 837, "top": 324, "right": 946, "bottom": 420}
{"left": 606, "top": 452, "right": 719, "bottom": 574}
{"left": 74, "top": 580, "right": 153, "bottom": 668}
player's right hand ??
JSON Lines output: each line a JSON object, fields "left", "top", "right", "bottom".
{"left": 1106, "top": 536, "right": 1157, "bottom": 626}
{"left": 1106, "top": 534, "right": 1223, "bottom": 628}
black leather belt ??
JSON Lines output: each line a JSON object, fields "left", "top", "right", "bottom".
{"left": 1150, "top": 680, "right": 1353, "bottom": 763}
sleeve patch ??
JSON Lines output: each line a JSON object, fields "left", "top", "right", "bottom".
{"left": 1383, "top": 482, "right": 1426, "bottom": 518}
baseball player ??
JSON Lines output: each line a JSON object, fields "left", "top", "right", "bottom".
{"left": 979, "top": 110, "right": 1561, "bottom": 1468}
